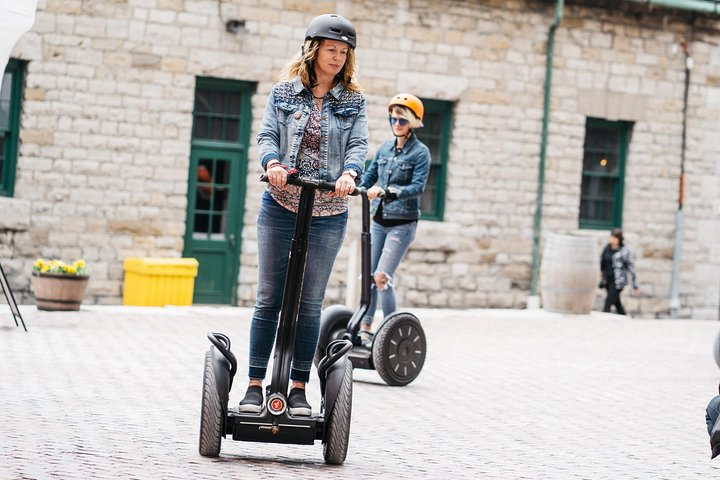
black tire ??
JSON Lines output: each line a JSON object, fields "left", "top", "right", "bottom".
{"left": 199, "top": 350, "right": 224, "bottom": 457}
{"left": 324, "top": 360, "right": 353, "bottom": 465}
{"left": 714, "top": 330, "right": 720, "bottom": 368}
{"left": 372, "top": 312, "right": 426, "bottom": 386}
{"left": 314, "top": 307, "right": 352, "bottom": 367}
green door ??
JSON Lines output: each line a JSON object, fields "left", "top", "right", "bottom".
{"left": 183, "top": 78, "right": 255, "bottom": 304}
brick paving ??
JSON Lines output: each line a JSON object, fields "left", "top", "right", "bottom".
{"left": 1, "top": 305, "right": 719, "bottom": 479}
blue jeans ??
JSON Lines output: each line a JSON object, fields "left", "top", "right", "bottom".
{"left": 248, "top": 192, "right": 347, "bottom": 383}
{"left": 361, "top": 221, "right": 417, "bottom": 326}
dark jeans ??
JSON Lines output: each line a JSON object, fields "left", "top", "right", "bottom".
{"left": 603, "top": 282, "right": 626, "bottom": 315}
{"left": 248, "top": 192, "right": 348, "bottom": 383}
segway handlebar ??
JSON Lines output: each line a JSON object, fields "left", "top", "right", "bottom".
{"left": 260, "top": 170, "right": 365, "bottom": 197}
{"left": 207, "top": 332, "right": 238, "bottom": 380}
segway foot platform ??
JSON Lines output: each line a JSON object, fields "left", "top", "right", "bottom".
{"left": 226, "top": 409, "right": 323, "bottom": 445}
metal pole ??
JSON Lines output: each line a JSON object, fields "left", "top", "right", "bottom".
{"left": 529, "top": 0, "right": 564, "bottom": 307}
{"left": 669, "top": 39, "right": 692, "bottom": 318}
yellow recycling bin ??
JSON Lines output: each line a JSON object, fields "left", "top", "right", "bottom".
{"left": 123, "top": 257, "right": 199, "bottom": 306}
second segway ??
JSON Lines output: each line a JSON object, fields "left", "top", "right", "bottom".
{"left": 315, "top": 187, "right": 426, "bottom": 386}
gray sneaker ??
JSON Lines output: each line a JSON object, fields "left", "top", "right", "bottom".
{"left": 288, "top": 388, "right": 312, "bottom": 416}
{"left": 238, "top": 385, "right": 263, "bottom": 413}
{"left": 359, "top": 330, "right": 374, "bottom": 349}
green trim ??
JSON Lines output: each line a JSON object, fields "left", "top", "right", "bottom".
{"left": 578, "top": 117, "right": 630, "bottom": 230}
{"left": 416, "top": 98, "right": 453, "bottom": 222}
{"left": 1, "top": 59, "right": 25, "bottom": 197}
{"left": 626, "top": 0, "right": 720, "bottom": 14}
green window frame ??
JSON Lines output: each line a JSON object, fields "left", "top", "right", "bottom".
{"left": 578, "top": 117, "right": 631, "bottom": 230}
{"left": 1, "top": 59, "right": 25, "bottom": 197}
{"left": 415, "top": 99, "right": 452, "bottom": 221}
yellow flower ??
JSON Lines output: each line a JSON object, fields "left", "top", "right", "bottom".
{"left": 32, "top": 258, "right": 89, "bottom": 276}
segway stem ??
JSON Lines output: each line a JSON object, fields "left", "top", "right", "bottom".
{"left": 261, "top": 172, "right": 360, "bottom": 397}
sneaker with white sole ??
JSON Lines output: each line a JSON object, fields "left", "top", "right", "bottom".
{"left": 238, "top": 385, "right": 263, "bottom": 413}
{"left": 358, "top": 330, "right": 374, "bottom": 349}
{"left": 287, "top": 388, "right": 312, "bottom": 416}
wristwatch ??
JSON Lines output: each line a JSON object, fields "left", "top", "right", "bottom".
{"left": 342, "top": 170, "right": 357, "bottom": 179}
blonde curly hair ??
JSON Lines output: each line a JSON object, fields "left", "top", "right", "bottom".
{"left": 279, "top": 39, "right": 361, "bottom": 93}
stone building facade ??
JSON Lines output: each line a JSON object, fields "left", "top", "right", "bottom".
{"left": 1, "top": 0, "right": 718, "bottom": 319}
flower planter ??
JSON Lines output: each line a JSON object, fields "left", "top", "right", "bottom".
{"left": 31, "top": 271, "right": 89, "bottom": 311}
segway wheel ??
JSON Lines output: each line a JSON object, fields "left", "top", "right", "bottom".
{"left": 372, "top": 312, "right": 426, "bottom": 386}
{"left": 714, "top": 329, "right": 720, "bottom": 369}
{"left": 323, "top": 360, "right": 353, "bottom": 465}
{"left": 199, "top": 350, "right": 224, "bottom": 457}
{"left": 314, "top": 306, "right": 353, "bottom": 367}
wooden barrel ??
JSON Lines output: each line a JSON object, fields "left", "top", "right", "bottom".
{"left": 540, "top": 234, "right": 597, "bottom": 314}
{"left": 32, "top": 272, "right": 89, "bottom": 311}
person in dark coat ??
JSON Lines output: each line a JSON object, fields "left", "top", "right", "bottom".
{"left": 599, "top": 228, "right": 639, "bottom": 315}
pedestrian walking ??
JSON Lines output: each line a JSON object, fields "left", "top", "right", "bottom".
{"left": 599, "top": 228, "right": 639, "bottom": 315}
{"left": 357, "top": 93, "right": 431, "bottom": 343}
{"left": 238, "top": 13, "right": 368, "bottom": 416}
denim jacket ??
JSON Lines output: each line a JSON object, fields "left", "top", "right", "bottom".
{"left": 360, "top": 133, "right": 431, "bottom": 221}
{"left": 257, "top": 77, "right": 368, "bottom": 181}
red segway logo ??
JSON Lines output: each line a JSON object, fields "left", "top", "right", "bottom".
{"left": 267, "top": 394, "right": 286, "bottom": 415}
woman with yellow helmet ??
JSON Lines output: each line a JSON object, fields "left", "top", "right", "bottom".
{"left": 357, "top": 93, "right": 431, "bottom": 342}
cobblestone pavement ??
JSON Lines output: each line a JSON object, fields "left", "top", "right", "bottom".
{"left": 1, "top": 305, "right": 719, "bottom": 479}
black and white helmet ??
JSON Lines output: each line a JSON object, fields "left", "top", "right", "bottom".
{"left": 305, "top": 14, "right": 357, "bottom": 49}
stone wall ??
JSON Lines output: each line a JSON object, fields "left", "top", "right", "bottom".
{"left": 2, "top": 0, "right": 718, "bottom": 318}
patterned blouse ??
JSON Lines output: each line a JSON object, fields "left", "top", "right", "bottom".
{"left": 268, "top": 99, "right": 348, "bottom": 216}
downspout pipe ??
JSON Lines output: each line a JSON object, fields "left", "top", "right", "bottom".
{"left": 669, "top": 39, "right": 693, "bottom": 318}
{"left": 529, "top": 0, "right": 564, "bottom": 306}
{"left": 626, "top": 0, "right": 720, "bottom": 15}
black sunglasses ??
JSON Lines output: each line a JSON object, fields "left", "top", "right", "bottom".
{"left": 388, "top": 116, "right": 409, "bottom": 127}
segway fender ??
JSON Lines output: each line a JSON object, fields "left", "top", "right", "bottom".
{"left": 319, "top": 305, "right": 354, "bottom": 346}
{"left": 209, "top": 346, "right": 232, "bottom": 408}
{"left": 323, "top": 355, "right": 349, "bottom": 421}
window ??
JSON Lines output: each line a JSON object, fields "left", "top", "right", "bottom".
{"left": 578, "top": 118, "right": 631, "bottom": 229}
{"left": 1, "top": 59, "right": 24, "bottom": 197}
{"left": 415, "top": 99, "right": 452, "bottom": 221}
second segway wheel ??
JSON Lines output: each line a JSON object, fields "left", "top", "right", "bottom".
{"left": 714, "top": 329, "right": 720, "bottom": 368}
{"left": 323, "top": 359, "right": 353, "bottom": 465}
{"left": 372, "top": 312, "right": 426, "bottom": 386}
{"left": 198, "top": 350, "right": 224, "bottom": 457}
{"left": 314, "top": 305, "right": 353, "bottom": 367}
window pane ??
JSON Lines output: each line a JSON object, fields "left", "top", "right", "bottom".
{"left": 195, "top": 90, "right": 211, "bottom": 113}
{"left": 582, "top": 151, "right": 618, "bottom": 174}
{"left": 193, "top": 115, "right": 208, "bottom": 139}
{"left": 226, "top": 119, "right": 239, "bottom": 142}
{"left": 0, "top": 71, "right": 11, "bottom": 130}
{"left": 227, "top": 92, "right": 240, "bottom": 115}
{"left": 211, "top": 213, "right": 227, "bottom": 234}
{"left": 421, "top": 166, "right": 437, "bottom": 214}
{"left": 0, "top": 134, "right": 4, "bottom": 184}
{"left": 212, "top": 187, "right": 228, "bottom": 212}
{"left": 581, "top": 175, "right": 615, "bottom": 198}
{"left": 580, "top": 198, "right": 613, "bottom": 222}
{"left": 214, "top": 159, "right": 230, "bottom": 184}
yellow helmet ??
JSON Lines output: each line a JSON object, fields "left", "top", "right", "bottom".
{"left": 388, "top": 93, "right": 424, "bottom": 121}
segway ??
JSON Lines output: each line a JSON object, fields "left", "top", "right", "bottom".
{"left": 199, "top": 171, "right": 354, "bottom": 464}
{"left": 314, "top": 187, "right": 427, "bottom": 386}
